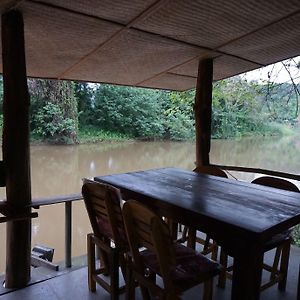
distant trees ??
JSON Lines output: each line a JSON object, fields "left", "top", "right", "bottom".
{"left": 0, "top": 69, "right": 299, "bottom": 144}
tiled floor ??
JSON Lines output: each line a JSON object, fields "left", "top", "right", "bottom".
{"left": 0, "top": 245, "right": 299, "bottom": 300}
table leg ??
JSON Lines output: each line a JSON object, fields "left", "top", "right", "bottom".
{"left": 231, "top": 246, "right": 263, "bottom": 300}
{"left": 166, "top": 219, "right": 178, "bottom": 241}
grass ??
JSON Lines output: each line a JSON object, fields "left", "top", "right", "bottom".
{"left": 78, "top": 126, "right": 132, "bottom": 143}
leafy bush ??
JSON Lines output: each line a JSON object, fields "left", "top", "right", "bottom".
{"left": 33, "top": 102, "right": 77, "bottom": 143}
{"left": 92, "top": 85, "right": 165, "bottom": 139}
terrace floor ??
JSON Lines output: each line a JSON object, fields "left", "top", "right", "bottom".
{"left": 0, "top": 245, "right": 299, "bottom": 300}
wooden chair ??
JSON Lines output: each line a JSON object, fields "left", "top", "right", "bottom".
{"left": 179, "top": 166, "right": 228, "bottom": 261}
{"left": 82, "top": 179, "right": 128, "bottom": 300}
{"left": 218, "top": 176, "right": 299, "bottom": 291}
{"left": 123, "top": 200, "right": 222, "bottom": 300}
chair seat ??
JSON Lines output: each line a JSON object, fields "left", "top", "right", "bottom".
{"left": 140, "top": 243, "right": 221, "bottom": 292}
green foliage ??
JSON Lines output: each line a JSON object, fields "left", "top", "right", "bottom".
{"left": 211, "top": 77, "right": 289, "bottom": 138}
{"left": 0, "top": 74, "right": 299, "bottom": 143}
{"left": 292, "top": 225, "right": 300, "bottom": 247}
{"left": 257, "top": 82, "right": 299, "bottom": 124}
{"left": 0, "top": 76, "right": 3, "bottom": 115}
{"left": 163, "top": 90, "right": 195, "bottom": 140}
{"left": 33, "top": 102, "right": 77, "bottom": 144}
{"left": 91, "top": 85, "right": 165, "bottom": 139}
{"left": 74, "top": 82, "right": 93, "bottom": 126}
{"left": 78, "top": 126, "right": 130, "bottom": 143}
{"left": 29, "top": 79, "right": 78, "bottom": 143}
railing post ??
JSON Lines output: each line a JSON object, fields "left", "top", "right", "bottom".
{"left": 65, "top": 201, "right": 72, "bottom": 268}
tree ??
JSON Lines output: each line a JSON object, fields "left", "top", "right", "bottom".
{"left": 28, "top": 79, "right": 78, "bottom": 143}
{"left": 92, "top": 84, "right": 165, "bottom": 138}
{"left": 74, "top": 82, "right": 93, "bottom": 127}
{"left": 163, "top": 90, "right": 195, "bottom": 140}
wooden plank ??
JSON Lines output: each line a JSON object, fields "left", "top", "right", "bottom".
{"left": 31, "top": 256, "right": 59, "bottom": 271}
{"left": 2, "top": 10, "right": 32, "bottom": 288}
{"left": 194, "top": 58, "right": 213, "bottom": 167}
{"left": 211, "top": 163, "right": 300, "bottom": 181}
{"left": 0, "top": 212, "right": 38, "bottom": 223}
{"left": 30, "top": 193, "right": 83, "bottom": 207}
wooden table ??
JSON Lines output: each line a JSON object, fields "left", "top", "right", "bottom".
{"left": 95, "top": 167, "right": 300, "bottom": 300}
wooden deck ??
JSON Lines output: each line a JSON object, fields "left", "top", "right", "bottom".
{"left": 0, "top": 245, "right": 299, "bottom": 300}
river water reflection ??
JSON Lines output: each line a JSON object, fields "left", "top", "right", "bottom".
{"left": 0, "top": 136, "right": 299, "bottom": 272}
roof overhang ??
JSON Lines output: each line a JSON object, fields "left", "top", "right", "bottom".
{"left": 1, "top": 0, "right": 300, "bottom": 90}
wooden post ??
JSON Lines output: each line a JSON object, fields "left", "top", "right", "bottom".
{"left": 194, "top": 58, "right": 213, "bottom": 167}
{"left": 2, "top": 10, "right": 32, "bottom": 288}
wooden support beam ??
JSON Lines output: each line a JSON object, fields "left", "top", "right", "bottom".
{"left": 2, "top": 9, "right": 32, "bottom": 288}
{"left": 194, "top": 58, "right": 213, "bottom": 167}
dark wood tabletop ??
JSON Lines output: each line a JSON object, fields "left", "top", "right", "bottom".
{"left": 95, "top": 167, "right": 300, "bottom": 300}
{"left": 95, "top": 167, "right": 300, "bottom": 241}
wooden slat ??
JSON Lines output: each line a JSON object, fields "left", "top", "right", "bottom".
{"left": 30, "top": 193, "right": 83, "bottom": 207}
{"left": 211, "top": 164, "right": 300, "bottom": 181}
{"left": 0, "top": 212, "right": 38, "bottom": 223}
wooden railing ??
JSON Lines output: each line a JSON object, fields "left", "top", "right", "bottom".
{"left": 30, "top": 193, "right": 83, "bottom": 268}
{"left": 212, "top": 164, "right": 300, "bottom": 181}
{"left": 0, "top": 201, "right": 38, "bottom": 223}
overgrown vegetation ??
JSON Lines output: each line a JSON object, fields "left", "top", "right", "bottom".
{"left": 0, "top": 60, "right": 299, "bottom": 143}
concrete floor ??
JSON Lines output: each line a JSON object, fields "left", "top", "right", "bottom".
{"left": 0, "top": 245, "right": 299, "bottom": 300}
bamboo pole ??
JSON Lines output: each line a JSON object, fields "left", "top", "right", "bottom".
{"left": 2, "top": 10, "right": 32, "bottom": 288}
{"left": 194, "top": 58, "right": 213, "bottom": 167}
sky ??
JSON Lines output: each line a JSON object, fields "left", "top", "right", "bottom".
{"left": 244, "top": 56, "right": 300, "bottom": 84}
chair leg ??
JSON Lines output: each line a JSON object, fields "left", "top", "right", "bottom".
{"left": 101, "top": 236, "right": 112, "bottom": 275}
{"left": 181, "top": 226, "right": 188, "bottom": 242}
{"left": 87, "top": 234, "right": 96, "bottom": 292}
{"left": 140, "top": 285, "right": 151, "bottom": 300}
{"left": 211, "top": 241, "right": 218, "bottom": 261}
{"left": 270, "top": 245, "right": 282, "bottom": 282}
{"left": 203, "top": 279, "right": 213, "bottom": 300}
{"left": 125, "top": 262, "right": 135, "bottom": 300}
{"left": 178, "top": 224, "right": 183, "bottom": 232}
{"left": 110, "top": 249, "right": 120, "bottom": 300}
{"left": 278, "top": 239, "right": 291, "bottom": 291}
{"left": 218, "top": 248, "right": 228, "bottom": 289}
{"left": 187, "top": 228, "right": 196, "bottom": 249}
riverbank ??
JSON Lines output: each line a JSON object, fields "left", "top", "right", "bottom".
{"left": 27, "top": 122, "right": 298, "bottom": 145}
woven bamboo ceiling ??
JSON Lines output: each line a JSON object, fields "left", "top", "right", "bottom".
{"left": 1, "top": 0, "right": 300, "bottom": 91}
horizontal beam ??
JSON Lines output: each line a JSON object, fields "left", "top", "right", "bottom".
{"left": 0, "top": 212, "right": 38, "bottom": 223}
{"left": 30, "top": 193, "right": 83, "bottom": 208}
{"left": 212, "top": 164, "right": 300, "bottom": 181}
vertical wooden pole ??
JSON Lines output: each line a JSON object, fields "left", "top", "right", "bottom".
{"left": 65, "top": 201, "right": 72, "bottom": 268}
{"left": 2, "top": 10, "right": 32, "bottom": 288}
{"left": 194, "top": 58, "right": 213, "bottom": 167}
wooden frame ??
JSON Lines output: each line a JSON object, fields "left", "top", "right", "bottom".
{"left": 82, "top": 180, "right": 128, "bottom": 300}
{"left": 123, "top": 199, "right": 221, "bottom": 300}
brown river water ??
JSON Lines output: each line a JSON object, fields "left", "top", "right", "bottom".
{"left": 0, "top": 136, "right": 299, "bottom": 273}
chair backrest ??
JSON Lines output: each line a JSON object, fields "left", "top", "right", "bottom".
{"left": 123, "top": 200, "right": 176, "bottom": 290}
{"left": 193, "top": 165, "right": 228, "bottom": 178}
{"left": 82, "top": 179, "right": 127, "bottom": 248}
{"left": 252, "top": 176, "right": 299, "bottom": 193}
